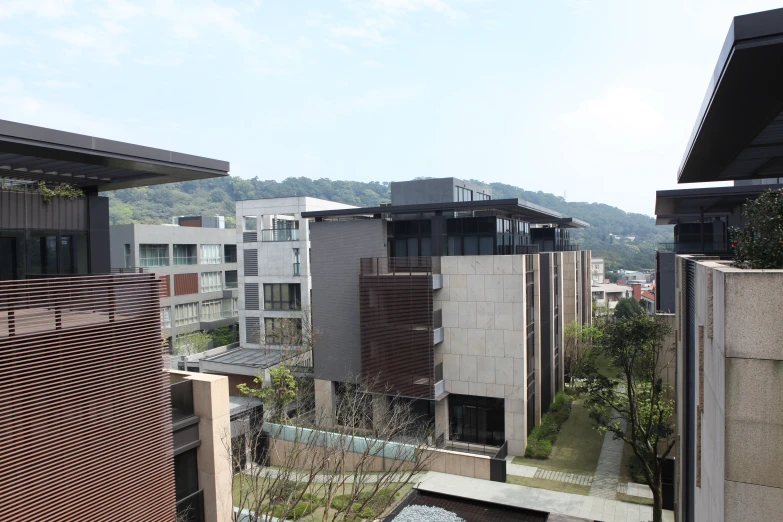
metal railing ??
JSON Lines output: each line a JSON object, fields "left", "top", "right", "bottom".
{"left": 139, "top": 257, "right": 169, "bottom": 267}
{"left": 261, "top": 228, "right": 300, "bottom": 242}
{"left": 176, "top": 489, "right": 204, "bottom": 522}
{"left": 514, "top": 244, "right": 540, "bottom": 254}
{"left": 173, "top": 256, "right": 198, "bottom": 266}
{"left": 111, "top": 267, "right": 147, "bottom": 273}
{"left": 293, "top": 262, "right": 300, "bottom": 276}
{"left": 360, "top": 256, "right": 433, "bottom": 276}
{"left": 658, "top": 242, "right": 731, "bottom": 254}
{"left": 224, "top": 281, "right": 238, "bottom": 289}
{"left": 170, "top": 380, "right": 194, "bottom": 419}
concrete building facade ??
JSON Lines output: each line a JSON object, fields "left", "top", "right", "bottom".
{"left": 304, "top": 178, "right": 592, "bottom": 457}
{"left": 110, "top": 220, "right": 239, "bottom": 343}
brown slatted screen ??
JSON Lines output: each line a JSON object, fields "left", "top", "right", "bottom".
{"left": 159, "top": 274, "right": 171, "bottom": 297}
{"left": 174, "top": 273, "right": 198, "bottom": 296}
{"left": 0, "top": 274, "right": 175, "bottom": 522}
{"left": 360, "top": 257, "right": 434, "bottom": 399}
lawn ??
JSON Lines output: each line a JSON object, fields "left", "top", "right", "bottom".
{"left": 506, "top": 474, "right": 591, "bottom": 496}
{"left": 232, "top": 474, "right": 413, "bottom": 521}
{"left": 512, "top": 399, "right": 604, "bottom": 475}
{"left": 593, "top": 351, "right": 620, "bottom": 380}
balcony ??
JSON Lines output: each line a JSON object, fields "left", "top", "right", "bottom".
{"left": 293, "top": 262, "right": 300, "bottom": 276}
{"left": 658, "top": 242, "right": 732, "bottom": 255}
{"left": 173, "top": 256, "right": 197, "bottom": 266}
{"left": 261, "top": 228, "right": 299, "bottom": 242}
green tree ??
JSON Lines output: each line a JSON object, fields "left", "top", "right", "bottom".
{"left": 172, "top": 330, "right": 211, "bottom": 356}
{"left": 237, "top": 366, "right": 297, "bottom": 423}
{"left": 613, "top": 296, "right": 644, "bottom": 319}
{"left": 582, "top": 314, "right": 675, "bottom": 522}
{"left": 731, "top": 188, "right": 783, "bottom": 269}
{"left": 563, "top": 321, "right": 602, "bottom": 385}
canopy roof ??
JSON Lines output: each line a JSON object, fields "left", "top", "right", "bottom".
{"left": 0, "top": 119, "right": 229, "bottom": 191}
{"left": 654, "top": 183, "right": 783, "bottom": 225}
{"left": 302, "top": 198, "right": 590, "bottom": 228}
{"left": 678, "top": 7, "right": 783, "bottom": 183}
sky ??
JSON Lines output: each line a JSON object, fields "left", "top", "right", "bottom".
{"left": 1, "top": 0, "right": 781, "bottom": 215}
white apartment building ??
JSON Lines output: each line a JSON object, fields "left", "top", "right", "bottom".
{"left": 235, "top": 197, "right": 357, "bottom": 348}
{"left": 110, "top": 217, "right": 239, "bottom": 343}
{"left": 591, "top": 257, "right": 605, "bottom": 284}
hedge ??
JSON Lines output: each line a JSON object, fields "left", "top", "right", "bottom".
{"left": 524, "top": 391, "right": 575, "bottom": 459}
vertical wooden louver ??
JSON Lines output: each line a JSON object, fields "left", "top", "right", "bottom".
{"left": 359, "top": 257, "right": 434, "bottom": 399}
{"left": 174, "top": 273, "right": 198, "bottom": 296}
{"left": 0, "top": 274, "right": 175, "bottom": 522}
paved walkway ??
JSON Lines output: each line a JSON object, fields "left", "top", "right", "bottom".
{"left": 504, "top": 456, "right": 593, "bottom": 485}
{"left": 416, "top": 471, "right": 673, "bottom": 522}
{"left": 618, "top": 482, "right": 654, "bottom": 499}
{"left": 534, "top": 469, "right": 593, "bottom": 486}
{"left": 589, "top": 421, "right": 626, "bottom": 498}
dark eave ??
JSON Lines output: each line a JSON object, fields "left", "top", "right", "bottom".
{"left": 654, "top": 183, "right": 783, "bottom": 224}
{"left": 0, "top": 119, "right": 229, "bottom": 191}
{"left": 301, "top": 198, "right": 589, "bottom": 228}
{"left": 678, "top": 7, "right": 783, "bottom": 184}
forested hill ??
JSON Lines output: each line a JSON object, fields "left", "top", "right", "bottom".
{"left": 107, "top": 177, "right": 671, "bottom": 271}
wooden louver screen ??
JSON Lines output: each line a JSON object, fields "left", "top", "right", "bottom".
{"left": 0, "top": 274, "right": 175, "bottom": 521}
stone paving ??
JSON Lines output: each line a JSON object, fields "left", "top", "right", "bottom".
{"left": 617, "top": 482, "right": 654, "bottom": 499}
{"left": 417, "top": 471, "right": 674, "bottom": 522}
{"left": 589, "top": 421, "right": 626, "bottom": 498}
{"left": 534, "top": 468, "right": 594, "bottom": 486}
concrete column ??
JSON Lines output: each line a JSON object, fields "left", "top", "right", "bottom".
{"left": 314, "top": 378, "right": 335, "bottom": 428}
{"left": 189, "top": 373, "right": 232, "bottom": 522}
{"left": 533, "top": 254, "right": 542, "bottom": 427}
{"left": 372, "top": 394, "right": 388, "bottom": 430}
{"left": 434, "top": 396, "right": 449, "bottom": 442}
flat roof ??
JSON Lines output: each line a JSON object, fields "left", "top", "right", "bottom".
{"left": 0, "top": 119, "right": 229, "bottom": 191}
{"left": 654, "top": 183, "right": 783, "bottom": 224}
{"left": 301, "top": 198, "right": 589, "bottom": 228}
{"left": 678, "top": 7, "right": 783, "bottom": 183}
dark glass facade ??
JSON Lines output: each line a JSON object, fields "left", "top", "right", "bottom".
{"left": 0, "top": 230, "right": 89, "bottom": 279}
{"left": 448, "top": 394, "right": 505, "bottom": 446}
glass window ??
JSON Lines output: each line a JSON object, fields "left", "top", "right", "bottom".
{"left": 264, "top": 317, "right": 302, "bottom": 345}
{"left": 28, "top": 233, "right": 57, "bottom": 275}
{"left": 0, "top": 233, "right": 24, "bottom": 280}
{"left": 407, "top": 237, "right": 419, "bottom": 257}
{"left": 124, "top": 244, "right": 132, "bottom": 268}
{"left": 479, "top": 236, "right": 494, "bottom": 255}
{"left": 201, "top": 299, "right": 222, "bottom": 321}
{"left": 244, "top": 216, "right": 258, "bottom": 231}
{"left": 224, "top": 244, "right": 237, "bottom": 263}
{"left": 264, "top": 283, "right": 301, "bottom": 310}
{"left": 456, "top": 186, "right": 473, "bottom": 202}
{"left": 463, "top": 236, "right": 478, "bottom": 255}
{"left": 174, "top": 302, "right": 199, "bottom": 327}
{"left": 447, "top": 236, "right": 461, "bottom": 256}
{"left": 224, "top": 270, "right": 238, "bottom": 289}
{"left": 421, "top": 237, "right": 432, "bottom": 257}
{"left": 200, "top": 271, "right": 222, "bottom": 293}
{"left": 174, "top": 449, "right": 199, "bottom": 501}
{"left": 200, "top": 244, "right": 221, "bottom": 264}
{"left": 222, "top": 297, "right": 239, "bottom": 317}
{"left": 173, "top": 244, "right": 197, "bottom": 265}
{"left": 293, "top": 248, "right": 301, "bottom": 276}
{"left": 394, "top": 239, "right": 407, "bottom": 257}
{"left": 160, "top": 307, "right": 171, "bottom": 329}
{"left": 139, "top": 244, "right": 169, "bottom": 267}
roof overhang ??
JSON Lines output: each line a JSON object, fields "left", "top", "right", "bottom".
{"left": 302, "top": 198, "right": 589, "bottom": 228}
{"left": 654, "top": 183, "right": 783, "bottom": 224}
{"left": 678, "top": 7, "right": 783, "bottom": 183}
{"left": 0, "top": 119, "right": 229, "bottom": 191}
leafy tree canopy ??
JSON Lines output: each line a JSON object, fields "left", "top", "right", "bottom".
{"left": 108, "top": 176, "right": 671, "bottom": 271}
{"left": 613, "top": 297, "right": 645, "bottom": 319}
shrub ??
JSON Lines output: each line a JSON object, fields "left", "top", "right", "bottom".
{"left": 549, "top": 391, "right": 573, "bottom": 426}
{"left": 538, "top": 413, "right": 558, "bottom": 442}
{"left": 268, "top": 480, "right": 305, "bottom": 502}
{"left": 524, "top": 434, "right": 538, "bottom": 458}
{"left": 732, "top": 188, "right": 783, "bottom": 269}
{"left": 533, "top": 439, "right": 552, "bottom": 459}
{"left": 270, "top": 500, "right": 318, "bottom": 518}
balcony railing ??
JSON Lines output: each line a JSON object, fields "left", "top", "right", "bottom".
{"left": 176, "top": 489, "right": 204, "bottom": 522}
{"left": 293, "top": 262, "right": 300, "bottom": 276}
{"left": 360, "top": 256, "right": 434, "bottom": 276}
{"left": 224, "top": 281, "right": 238, "bottom": 289}
{"left": 173, "top": 256, "right": 198, "bottom": 266}
{"left": 261, "top": 228, "right": 299, "bottom": 242}
{"left": 658, "top": 242, "right": 731, "bottom": 254}
{"left": 139, "top": 257, "right": 169, "bottom": 267}
{"left": 112, "top": 267, "right": 147, "bottom": 273}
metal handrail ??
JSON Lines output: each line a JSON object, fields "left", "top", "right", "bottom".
{"left": 261, "top": 228, "right": 300, "bottom": 242}
{"left": 658, "top": 242, "right": 731, "bottom": 253}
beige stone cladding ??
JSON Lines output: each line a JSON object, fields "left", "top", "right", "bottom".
{"left": 437, "top": 255, "right": 531, "bottom": 456}
{"left": 674, "top": 258, "right": 783, "bottom": 522}
{"left": 169, "top": 370, "right": 233, "bottom": 522}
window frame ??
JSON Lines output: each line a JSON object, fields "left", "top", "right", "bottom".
{"left": 199, "top": 244, "right": 221, "bottom": 265}
{"left": 263, "top": 283, "right": 301, "bottom": 310}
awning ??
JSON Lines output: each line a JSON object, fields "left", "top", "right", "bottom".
{"left": 0, "top": 119, "right": 229, "bottom": 191}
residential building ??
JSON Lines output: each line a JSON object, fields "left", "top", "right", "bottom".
{"left": 640, "top": 290, "right": 655, "bottom": 315}
{"left": 110, "top": 218, "right": 239, "bottom": 345}
{"left": 591, "top": 257, "right": 605, "bottom": 284}
{"left": 591, "top": 282, "right": 632, "bottom": 311}
{"left": 656, "top": 8, "right": 783, "bottom": 521}
{"left": 197, "top": 197, "right": 356, "bottom": 393}
{"left": 304, "top": 178, "right": 592, "bottom": 456}
{"left": 0, "top": 119, "right": 231, "bottom": 521}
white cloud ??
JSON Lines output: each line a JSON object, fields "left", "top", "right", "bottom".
{"left": 372, "top": 0, "right": 467, "bottom": 21}
{"left": 0, "top": 0, "right": 73, "bottom": 20}
{"left": 0, "top": 32, "right": 17, "bottom": 45}
{"left": 49, "top": 21, "right": 130, "bottom": 64}
{"left": 361, "top": 59, "right": 381, "bottom": 67}
{"left": 35, "top": 80, "right": 84, "bottom": 88}
{"left": 326, "top": 40, "right": 353, "bottom": 54}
